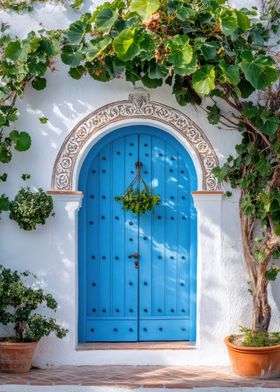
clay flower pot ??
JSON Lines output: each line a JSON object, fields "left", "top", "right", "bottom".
{"left": 0, "top": 340, "right": 37, "bottom": 373}
{"left": 225, "top": 336, "right": 280, "bottom": 378}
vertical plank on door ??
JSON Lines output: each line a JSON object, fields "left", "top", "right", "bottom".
{"left": 164, "top": 144, "right": 178, "bottom": 317}
{"left": 87, "top": 155, "right": 100, "bottom": 318}
{"left": 124, "top": 134, "right": 138, "bottom": 337}
{"left": 150, "top": 136, "right": 165, "bottom": 318}
{"left": 177, "top": 155, "right": 191, "bottom": 319}
{"left": 99, "top": 145, "right": 112, "bottom": 317}
{"left": 112, "top": 137, "right": 125, "bottom": 318}
{"left": 138, "top": 134, "right": 152, "bottom": 338}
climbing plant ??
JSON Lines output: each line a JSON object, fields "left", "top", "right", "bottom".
{"left": 0, "top": 0, "right": 280, "bottom": 333}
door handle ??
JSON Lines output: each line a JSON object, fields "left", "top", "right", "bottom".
{"left": 129, "top": 253, "right": 140, "bottom": 259}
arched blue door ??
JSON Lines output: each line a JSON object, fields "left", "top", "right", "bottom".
{"left": 78, "top": 126, "right": 197, "bottom": 342}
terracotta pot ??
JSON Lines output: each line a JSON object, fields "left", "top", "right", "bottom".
{"left": 225, "top": 336, "right": 280, "bottom": 378}
{"left": 0, "top": 340, "right": 37, "bottom": 373}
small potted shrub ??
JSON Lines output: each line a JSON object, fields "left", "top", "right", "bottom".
{"left": 0, "top": 265, "right": 68, "bottom": 373}
{"left": 9, "top": 187, "right": 55, "bottom": 231}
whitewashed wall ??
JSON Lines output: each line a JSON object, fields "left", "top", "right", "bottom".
{"left": 1, "top": 0, "right": 280, "bottom": 368}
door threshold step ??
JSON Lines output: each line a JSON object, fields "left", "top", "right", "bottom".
{"left": 76, "top": 341, "right": 195, "bottom": 350}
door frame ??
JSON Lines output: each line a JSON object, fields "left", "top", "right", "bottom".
{"left": 78, "top": 125, "right": 198, "bottom": 343}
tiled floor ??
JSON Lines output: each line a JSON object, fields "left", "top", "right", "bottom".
{"left": 0, "top": 366, "right": 280, "bottom": 389}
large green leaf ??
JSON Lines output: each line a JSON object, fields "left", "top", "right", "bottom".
{"left": 61, "top": 45, "right": 83, "bottom": 66}
{"left": 95, "top": 7, "right": 119, "bottom": 32}
{"left": 32, "top": 77, "right": 47, "bottom": 91}
{"left": 235, "top": 10, "right": 250, "bottom": 32}
{"left": 130, "top": 0, "right": 160, "bottom": 20}
{"left": 219, "top": 60, "right": 240, "bottom": 85}
{"left": 192, "top": 65, "right": 216, "bottom": 95}
{"left": 201, "top": 42, "right": 218, "bottom": 61}
{"left": 9, "top": 131, "right": 31, "bottom": 152}
{"left": 240, "top": 54, "right": 278, "bottom": 89}
{"left": 86, "top": 37, "right": 112, "bottom": 61}
{"left": 207, "top": 104, "right": 221, "bottom": 125}
{"left": 113, "top": 29, "right": 141, "bottom": 61}
{"left": 67, "top": 21, "right": 86, "bottom": 44}
{"left": 68, "top": 66, "right": 85, "bottom": 80}
{"left": 219, "top": 9, "right": 238, "bottom": 36}
{"left": 5, "top": 40, "right": 22, "bottom": 61}
{"left": 28, "top": 61, "right": 48, "bottom": 77}
{"left": 174, "top": 55, "right": 198, "bottom": 76}
{"left": 141, "top": 74, "right": 162, "bottom": 88}
{"left": 166, "top": 35, "right": 193, "bottom": 68}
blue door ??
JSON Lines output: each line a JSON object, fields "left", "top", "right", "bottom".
{"left": 78, "top": 126, "right": 197, "bottom": 342}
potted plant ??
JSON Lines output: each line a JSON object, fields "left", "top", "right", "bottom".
{"left": 0, "top": 265, "right": 68, "bottom": 373}
{"left": 9, "top": 187, "right": 55, "bottom": 231}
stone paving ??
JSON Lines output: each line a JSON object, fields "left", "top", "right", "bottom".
{"left": 0, "top": 366, "right": 280, "bottom": 389}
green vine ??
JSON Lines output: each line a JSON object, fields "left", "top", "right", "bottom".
{"left": 0, "top": 0, "right": 279, "bottom": 334}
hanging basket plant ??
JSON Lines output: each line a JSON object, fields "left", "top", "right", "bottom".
{"left": 114, "top": 162, "right": 160, "bottom": 215}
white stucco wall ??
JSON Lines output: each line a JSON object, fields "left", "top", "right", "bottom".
{"left": 1, "top": 0, "right": 279, "bottom": 368}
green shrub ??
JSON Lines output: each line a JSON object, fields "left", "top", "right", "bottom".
{"left": 9, "top": 187, "right": 55, "bottom": 231}
{"left": 0, "top": 265, "right": 68, "bottom": 342}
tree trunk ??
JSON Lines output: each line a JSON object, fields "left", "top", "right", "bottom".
{"left": 252, "top": 273, "right": 271, "bottom": 332}
{"left": 240, "top": 201, "right": 271, "bottom": 333}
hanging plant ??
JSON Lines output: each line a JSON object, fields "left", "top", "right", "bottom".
{"left": 114, "top": 162, "right": 160, "bottom": 215}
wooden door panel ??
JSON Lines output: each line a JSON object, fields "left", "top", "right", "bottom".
{"left": 79, "top": 126, "right": 196, "bottom": 343}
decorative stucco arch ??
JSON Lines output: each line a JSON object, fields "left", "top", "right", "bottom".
{"left": 51, "top": 93, "right": 220, "bottom": 191}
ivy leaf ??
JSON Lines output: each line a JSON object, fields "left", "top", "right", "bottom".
{"left": 260, "top": 115, "right": 280, "bottom": 138}
{"left": 192, "top": 65, "right": 216, "bottom": 95}
{"left": 201, "top": 42, "right": 218, "bottom": 61}
{"left": 219, "top": 9, "right": 238, "bottom": 36}
{"left": 265, "top": 265, "right": 280, "bottom": 281}
{"left": 86, "top": 37, "right": 112, "bottom": 61}
{"left": 5, "top": 40, "right": 22, "bottom": 61}
{"left": 141, "top": 74, "right": 162, "bottom": 88}
{"left": 238, "top": 78, "right": 255, "bottom": 98}
{"left": 32, "top": 77, "right": 47, "bottom": 91}
{"left": 240, "top": 54, "right": 278, "bottom": 90}
{"left": 68, "top": 65, "right": 85, "bottom": 80}
{"left": 166, "top": 35, "right": 193, "bottom": 68}
{"left": 70, "top": 0, "right": 84, "bottom": 9}
{"left": 0, "top": 173, "right": 8, "bottom": 182}
{"left": 21, "top": 173, "right": 31, "bottom": 180}
{"left": 0, "top": 145, "right": 12, "bottom": 163}
{"left": 219, "top": 60, "right": 240, "bottom": 85}
{"left": 130, "top": 0, "right": 160, "bottom": 20}
{"left": 9, "top": 131, "right": 31, "bottom": 152}
{"left": 113, "top": 29, "right": 141, "bottom": 61}
{"left": 235, "top": 10, "right": 250, "bottom": 32}
{"left": 174, "top": 55, "right": 198, "bottom": 75}
{"left": 176, "top": 6, "right": 193, "bottom": 21}
{"left": 67, "top": 21, "right": 86, "bottom": 44}
{"left": 39, "top": 117, "right": 48, "bottom": 124}
{"left": 207, "top": 104, "right": 221, "bottom": 124}
{"left": 0, "top": 195, "right": 10, "bottom": 212}
{"left": 28, "top": 62, "right": 48, "bottom": 77}
{"left": 61, "top": 45, "right": 83, "bottom": 67}
{"left": 95, "top": 7, "right": 119, "bottom": 32}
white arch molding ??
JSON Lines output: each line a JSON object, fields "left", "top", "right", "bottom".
{"left": 51, "top": 93, "right": 220, "bottom": 191}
